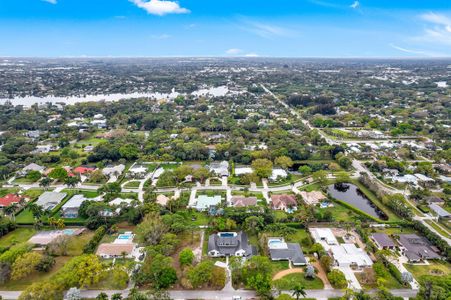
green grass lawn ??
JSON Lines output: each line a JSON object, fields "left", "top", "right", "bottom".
{"left": 22, "top": 188, "right": 45, "bottom": 199}
{"left": 0, "top": 187, "right": 20, "bottom": 197}
{"left": 424, "top": 220, "right": 451, "bottom": 239}
{"left": 123, "top": 181, "right": 141, "bottom": 188}
{"left": 404, "top": 261, "right": 451, "bottom": 281}
{"left": 187, "top": 211, "right": 210, "bottom": 226}
{"left": 66, "top": 231, "right": 95, "bottom": 256}
{"left": 15, "top": 208, "right": 35, "bottom": 224}
{"left": 271, "top": 261, "right": 290, "bottom": 276}
{"left": 273, "top": 272, "right": 324, "bottom": 290}
{"left": 0, "top": 228, "right": 36, "bottom": 248}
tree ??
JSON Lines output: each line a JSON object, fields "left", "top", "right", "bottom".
{"left": 312, "top": 170, "right": 328, "bottom": 185}
{"left": 298, "top": 165, "right": 312, "bottom": 176}
{"left": 11, "top": 252, "right": 42, "bottom": 280}
{"left": 252, "top": 159, "right": 273, "bottom": 178}
{"left": 243, "top": 216, "right": 264, "bottom": 234}
{"left": 335, "top": 171, "right": 350, "bottom": 183}
{"left": 4, "top": 203, "right": 18, "bottom": 221}
{"left": 90, "top": 170, "right": 108, "bottom": 183}
{"left": 39, "top": 177, "right": 52, "bottom": 190}
{"left": 179, "top": 248, "right": 194, "bottom": 266}
{"left": 275, "top": 156, "right": 293, "bottom": 170}
{"left": 193, "top": 167, "right": 210, "bottom": 183}
{"left": 292, "top": 284, "right": 307, "bottom": 300}
{"left": 136, "top": 254, "right": 177, "bottom": 289}
{"left": 27, "top": 202, "right": 45, "bottom": 220}
{"left": 111, "top": 294, "right": 123, "bottom": 300}
{"left": 187, "top": 260, "right": 215, "bottom": 288}
{"left": 98, "top": 182, "right": 121, "bottom": 199}
{"left": 305, "top": 265, "right": 315, "bottom": 279}
{"left": 26, "top": 170, "right": 42, "bottom": 182}
{"left": 337, "top": 156, "right": 352, "bottom": 169}
{"left": 327, "top": 269, "right": 347, "bottom": 289}
{"left": 35, "top": 255, "right": 55, "bottom": 272}
{"left": 65, "top": 176, "right": 80, "bottom": 189}
{"left": 19, "top": 281, "right": 62, "bottom": 300}
{"left": 135, "top": 213, "right": 169, "bottom": 245}
{"left": 96, "top": 292, "right": 109, "bottom": 300}
{"left": 48, "top": 167, "right": 68, "bottom": 181}
{"left": 119, "top": 144, "right": 140, "bottom": 161}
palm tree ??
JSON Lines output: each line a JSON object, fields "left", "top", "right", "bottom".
{"left": 4, "top": 203, "right": 18, "bottom": 221}
{"left": 292, "top": 284, "right": 307, "bottom": 300}
{"left": 28, "top": 202, "right": 44, "bottom": 220}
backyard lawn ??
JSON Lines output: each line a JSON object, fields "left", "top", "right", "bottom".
{"left": 0, "top": 228, "right": 36, "bottom": 248}
{"left": 272, "top": 272, "right": 324, "bottom": 290}
{"left": 123, "top": 181, "right": 141, "bottom": 188}
{"left": 404, "top": 261, "right": 451, "bottom": 281}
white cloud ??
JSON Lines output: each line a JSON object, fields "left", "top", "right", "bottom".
{"left": 350, "top": 1, "right": 360, "bottom": 9}
{"left": 415, "top": 12, "right": 451, "bottom": 45}
{"left": 42, "top": 0, "right": 57, "bottom": 4}
{"left": 226, "top": 48, "right": 243, "bottom": 55}
{"left": 241, "top": 21, "right": 295, "bottom": 39}
{"left": 151, "top": 34, "right": 172, "bottom": 39}
{"left": 389, "top": 43, "right": 445, "bottom": 57}
{"left": 130, "top": 0, "right": 190, "bottom": 16}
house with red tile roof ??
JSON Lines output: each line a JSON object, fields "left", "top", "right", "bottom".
{"left": 73, "top": 166, "right": 96, "bottom": 175}
{"left": 0, "top": 194, "right": 24, "bottom": 208}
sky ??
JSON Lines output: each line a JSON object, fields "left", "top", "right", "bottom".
{"left": 0, "top": 0, "right": 450, "bottom": 58}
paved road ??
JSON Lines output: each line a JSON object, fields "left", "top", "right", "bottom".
{"left": 0, "top": 288, "right": 418, "bottom": 300}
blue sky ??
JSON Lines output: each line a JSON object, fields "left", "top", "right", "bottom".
{"left": 0, "top": 0, "right": 450, "bottom": 57}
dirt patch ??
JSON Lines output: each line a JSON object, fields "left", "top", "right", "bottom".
{"left": 272, "top": 268, "right": 304, "bottom": 280}
{"left": 312, "top": 261, "right": 332, "bottom": 289}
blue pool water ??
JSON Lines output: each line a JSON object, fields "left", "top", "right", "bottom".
{"left": 117, "top": 234, "right": 133, "bottom": 240}
{"left": 219, "top": 233, "right": 234, "bottom": 238}
{"left": 63, "top": 229, "right": 76, "bottom": 235}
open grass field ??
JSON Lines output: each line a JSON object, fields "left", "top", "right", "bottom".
{"left": 272, "top": 272, "right": 324, "bottom": 290}
{"left": 0, "top": 188, "right": 20, "bottom": 197}
{"left": 404, "top": 261, "right": 451, "bottom": 281}
{"left": 0, "top": 228, "right": 36, "bottom": 248}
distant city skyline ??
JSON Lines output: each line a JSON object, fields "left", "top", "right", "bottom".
{"left": 0, "top": 0, "right": 450, "bottom": 57}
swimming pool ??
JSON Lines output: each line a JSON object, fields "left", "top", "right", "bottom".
{"left": 117, "top": 234, "right": 133, "bottom": 240}
{"left": 219, "top": 232, "right": 235, "bottom": 238}
{"left": 63, "top": 229, "right": 76, "bottom": 235}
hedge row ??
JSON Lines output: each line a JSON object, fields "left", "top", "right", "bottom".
{"left": 83, "top": 225, "right": 107, "bottom": 254}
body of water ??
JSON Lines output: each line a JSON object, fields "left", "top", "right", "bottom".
{"left": 327, "top": 183, "right": 387, "bottom": 220}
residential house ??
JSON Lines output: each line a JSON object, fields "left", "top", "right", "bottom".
{"left": 21, "top": 163, "right": 45, "bottom": 175}
{"left": 73, "top": 166, "right": 96, "bottom": 175}
{"left": 96, "top": 232, "right": 138, "bottom": 259}
{"left": 271, "top": 194, "right": 297, "bottom": 213}
{"left": 270, "top": 168, "right": 288, "bottom": 181}
{"left": 398, "top": 234, "right": 441, "bottom": 262}
{"left": 194, "top": 195, "right": 222, "bottom": 211}
{"left": 0, "top": 194, "right": 24, "bottom": 208}
{"left": 424, "top": 196, "right": 445, "bottom": 206}
{"left": 209, "top": 161, "right": 229, "bottom": 177}
{"left": 330, "top": 244, "right": 373, "bottom": 269}
{"left": 234, "top": 166, "right": 253, "bottom": 176}
{"left": 310, "top": 228, "right": 339, "bottom": 246}
{"left": 268, "top": 237, "right": 307, "bottom": 266}
{"left": 128, "top": 164, "right": 147, "bottom": 179}
{"left": 230, "top": 196, "right": 257, "bottom": 208}
{"left": 61, "top": 194, "right": 101, "bottom": 218}
{"left": 428, "top": 204, "right": 451, "bottom": 220}
{"left": 36, "top": 192, "right": 67, "bottom": 211}
{"left": 207, "top": 232, "right": 256, "bottom": 258}
{"left": 371, "top": 233, "right": 397, "bottom": 250}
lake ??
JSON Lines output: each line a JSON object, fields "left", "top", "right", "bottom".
{"left": 327, "top": 183, "right": 387, "bottom": 220}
